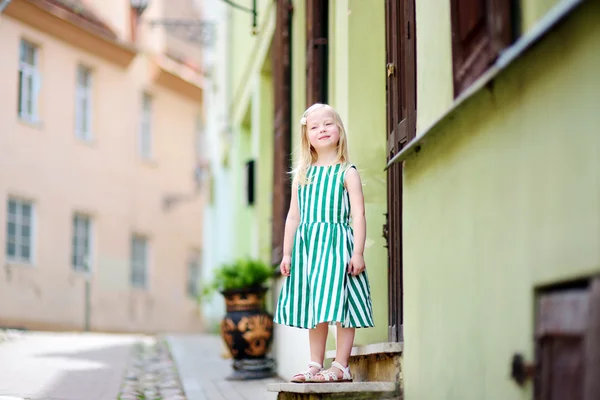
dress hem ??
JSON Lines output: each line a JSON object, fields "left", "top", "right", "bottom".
{"left": 273, "top": 319, "right": 374, "bottom": 330}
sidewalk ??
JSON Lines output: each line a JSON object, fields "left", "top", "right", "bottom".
{"left": 167, "top": 334, "right": 282, "bottom": 400}
{"left": 0, "top": 331, "right": 139, "bottom": 400}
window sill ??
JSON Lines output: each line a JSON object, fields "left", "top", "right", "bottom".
{"left": 5, "top": 260, "right": 35, "bottom": 268}
{"left": 139, "top": 157, "right": 158, "bottom": 168}
{"left": 18, "top": 116, "right": 43, "bottom": 130}
{"left": 386, "top": 0, "right": 585, "bottom": 168}
{"left": 75, "top": 135, "right": 95, "bottom": 146}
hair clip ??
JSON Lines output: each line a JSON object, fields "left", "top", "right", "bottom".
{"left": 300, "top": 117, "right": 307, "bottom": 126}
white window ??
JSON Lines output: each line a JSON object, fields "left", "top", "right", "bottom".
{"left": 139, "top": 93, "right": 153, "bottom": 159}
{"left": 131, "top": 235, "right": 148, "bottom": 288}
{"left": 75, "top": 65, "right": 93, "bottom": 141}
{"left": 187, "top": 250, "right": 201, "bottom": 297}
{"left": 5, "top": 198, "right": 34, "bottom": 264}
{"left": 18, "top": 40, "right": 40, "bottom": 123}
{"left": 72, "top": 214, "right": 92, "bottom": 272}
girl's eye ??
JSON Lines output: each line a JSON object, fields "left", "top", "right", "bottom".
{"left": 326, "top": 122, "right": 333, "bottom": 126}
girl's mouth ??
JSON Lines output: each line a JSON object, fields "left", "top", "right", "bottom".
{"left": 319, "top": 135, "right": 331, "bottom": 140}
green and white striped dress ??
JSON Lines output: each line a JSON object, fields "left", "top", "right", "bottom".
{"left": 274, "top": 164, "right": 374, "bottom": 329}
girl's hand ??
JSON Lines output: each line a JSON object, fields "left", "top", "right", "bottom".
{"left": 348, "top": 254, "right": 366, "bottom": 276}
{"left": 280, "top": 255, "right": 292, "bottom": 276}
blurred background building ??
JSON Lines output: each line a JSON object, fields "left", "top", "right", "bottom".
{"left": 0, "top": 0, "right": 206, "bottom": 333}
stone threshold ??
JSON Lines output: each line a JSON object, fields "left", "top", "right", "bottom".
{"left": 325, "top": 342, "right": 403, "bottom": 360}
{"left": 267, "top": 381, "right": 398, "bottom": 394}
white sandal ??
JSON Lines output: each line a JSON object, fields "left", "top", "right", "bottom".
{"left": 311, "top": 361, "right": 353, "bottom": 383}
{"left": 290, "top": 361, "right": 324, "bottom": 383}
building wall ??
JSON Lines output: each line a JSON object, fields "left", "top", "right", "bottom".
{"left": 0, "top": 9, "right": 204, "bottom": 333}
{"left": 199, "top": 0, "right": 232, "bottom": 329}
{"left": 403, "top": 3, "right": 600, "bottom": 399}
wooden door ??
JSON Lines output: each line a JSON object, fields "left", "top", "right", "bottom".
{"left": 271, "top": 0, "right": 293, "bottom": 265}
{"left": 306, "top": 0, "right": 328, "bottom": 105}
{"left": 384, "top": 0, "right": 416, "bottom": 343}
{"left": 534, "top": 277, "right": 600, "bottom": 400}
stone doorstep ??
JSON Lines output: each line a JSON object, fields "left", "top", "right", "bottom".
{"left": 325, "top": 342, "right": 403, "bottom": 360}
{"left": 267, "top": 381, "right": 398, "bottom": 394}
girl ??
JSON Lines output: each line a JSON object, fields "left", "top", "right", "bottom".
{"left": 273, "top": 103, "right": 374, "bottom": 383}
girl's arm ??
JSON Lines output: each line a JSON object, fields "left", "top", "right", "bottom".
{"left": 345, "top": 168, "right": 367, "bottom": 275}
{"left": 280, "top": 179, "right": 300, "bottom": 276}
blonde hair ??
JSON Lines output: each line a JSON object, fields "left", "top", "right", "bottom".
{"left": 292, "top": 103, "right": 351, "bottom": 185}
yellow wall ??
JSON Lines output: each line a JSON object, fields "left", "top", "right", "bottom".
{"left": 344, "top": 0, "right": 389, "bottom": 346}
{"left": 402, "top": 3, "right": 600, "bottom": 399}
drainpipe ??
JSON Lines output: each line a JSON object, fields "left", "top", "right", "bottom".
{"left": 0, "top": 0, "right": 12, "bottom": 14}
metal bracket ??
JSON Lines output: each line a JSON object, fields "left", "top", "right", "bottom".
{"left": 220, "top": 0, "right": 258, "bottom": 34}
{"left": 511, "top": 353, "right": 535, "bottom": 386}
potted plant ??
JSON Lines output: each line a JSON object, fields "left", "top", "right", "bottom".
{"left": 201, "top": 258, "right": 276, "bottom": 380}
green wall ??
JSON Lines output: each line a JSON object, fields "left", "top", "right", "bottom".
{"left": 402, "top": 4, "right": 600, "bottom": 399}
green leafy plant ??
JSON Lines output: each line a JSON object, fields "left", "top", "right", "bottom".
{"left": 200, "top": 258, "right": 273, "bottom": 302}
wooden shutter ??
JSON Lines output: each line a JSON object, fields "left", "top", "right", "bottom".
{"left": 534, "top": 278, "right": 600, "bottom": 400}
{"left": 450, "top": 0, "right": 512, "bottom": 96}
{"left": 306, "top": 0, "right": 328, "bottom": 106}
{"left": 385, "top": 0, "right": 416, "bottom": 343}
{"left": 271, "top": 0, "right": 293, "bottom": 265}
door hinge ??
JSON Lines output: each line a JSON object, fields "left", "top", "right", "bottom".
{"left": 382, "top": 212, "right": 389, "bottom": 248}
{"left": 406, "top": 20, "right": 411, "bottom": 40}
{"left": 386, "top": 63, "right": 396, "bottom": 77}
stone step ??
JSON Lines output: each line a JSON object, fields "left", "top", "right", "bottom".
{"left": 267, "top": 381, "right": 400, "bottom": 400}
{"left": 325, "top": 342, "right": 403, "bottom": 383}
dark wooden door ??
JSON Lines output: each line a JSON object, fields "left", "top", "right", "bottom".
{"left": 534, "top": 277, "right": 600, "bottom": 400}
{"left": 306, "top": 0, "right": 328, "bottom": 105}
{"left": 271, "top": 0, "right": 293, "bottom": 265}
{"left": 384, "top": 0, "right": 416, "bottom": 342}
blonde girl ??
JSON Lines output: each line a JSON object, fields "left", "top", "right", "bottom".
{"left": 273, "top": 103, "right": 374, "bottom": 383}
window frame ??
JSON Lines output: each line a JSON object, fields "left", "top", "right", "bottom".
{"left": 18, "top": 39, "right": 41, "bottom": 123}
{"left": 139, "top": 93, "right": 153, "bottom": 159}
{"left": 5, "top": 197, "right": 36, "bottom": 265}
{"left": 186, "top": 250, "right": 201, "bottom": 298}
{"left": 75, "top": 65, "right": 93, "bottom": 141}
{"left": 130, "top": 235, "right": 149, "bottom": 289}
{"left": 71, "top": 214, "right": 93, "bottom": 273}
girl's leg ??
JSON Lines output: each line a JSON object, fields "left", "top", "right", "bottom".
{"left": 313, "top": 324, "right": 355, "bottom": 381}
{"left": 308, "top": 322, "right": 329, "bottom": 372}
{"left": 334, "top": 325, "right": 355, "bottom": 368}
{"left": 292, "top": 322, "right": 328, "bottom": 380}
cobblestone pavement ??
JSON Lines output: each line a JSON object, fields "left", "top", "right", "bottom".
{"left": 0, "top": 331, "right": 139, "bottom": 400}
{"left": 118, "top": 336, "right": 186, "bottom": 400}
{"left": 167, "top": 334, "right": 282, "bottom": 400}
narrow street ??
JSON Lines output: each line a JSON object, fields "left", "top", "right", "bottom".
{"left": 0, "top": 331, "right": 281, "bottom": 400}
{"left": 0, "top": 331, "right": 138, "bottom": 400}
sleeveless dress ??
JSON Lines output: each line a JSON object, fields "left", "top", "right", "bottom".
{"left": 274, "top": 164, "right": 374, "bottom": 329}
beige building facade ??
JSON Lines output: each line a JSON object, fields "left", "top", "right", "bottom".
{"left": 0, "top": 0, "right": 205, "bottom": 333}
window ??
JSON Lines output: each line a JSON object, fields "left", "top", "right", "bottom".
{"left": 5, "top": 198, "right": 34, "bottom": 264}
{"left": 131, "top": 235, "right": 148, "bottom": 288}
{"left": 75, "top": 65, "right": 93, "bottom": 141}
{"left": 187, "top": 251, "right": 201, "bottom": 297}
{"left": 139, "top": 93, "right": 153, "bottom": 159}
{"left": 530, "top": 278, "right": 600, "bottom": 399}
{"left": 72, "top": 214, "right": 92, "bottom": 272}
{"left": 18, "top": 40, "right": 40, "bottom": 122}
{"left": 450, "top": 0, "right": 513, "bottom": 96}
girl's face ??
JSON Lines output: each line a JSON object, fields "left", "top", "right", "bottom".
{"left": 306, "top": 108, "right": 340, "bottom": 151}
